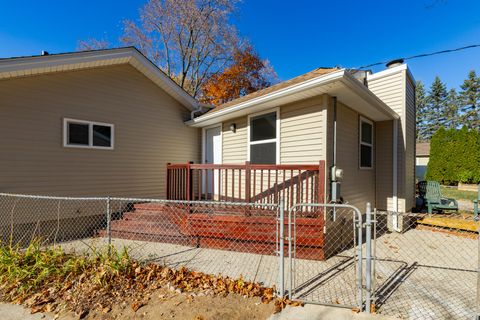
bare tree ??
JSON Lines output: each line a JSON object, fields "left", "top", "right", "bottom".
{"left": 121, "top": 0, "right": 240, "bottom": 97}
{"left": 77, "top": 38, "right": 111, "bottom": 51}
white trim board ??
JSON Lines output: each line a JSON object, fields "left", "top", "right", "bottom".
{"left": 247, "top": 107, "right": 280, "bottom": 164}
{"left": 202, "top": 124, "right": 223, "bottom": 164}
{"left": 63, "top": 118, "right": 114, "bottom": 150}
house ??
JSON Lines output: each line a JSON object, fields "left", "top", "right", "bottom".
{"left": 0, "top": 47, "right": 415, "bottom": 251}
{"left": 416, "top": 142, "right": 430, "bottom": 181}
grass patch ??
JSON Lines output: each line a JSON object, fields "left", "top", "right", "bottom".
{"left": 440, "top": 186, "right": 478, "bottom": 202}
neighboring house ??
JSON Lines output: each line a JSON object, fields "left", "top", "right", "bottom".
{"left": 416, "top": 142, "right": 430, "bottom": 181}
{"left": 0, "top": 47, "right": 416, "bottom": 214}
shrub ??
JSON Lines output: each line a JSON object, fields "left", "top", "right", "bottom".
{"left": 426, "top": 126, "right": 480, "bottom": 184}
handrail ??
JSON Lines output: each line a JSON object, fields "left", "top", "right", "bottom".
{"left": 166, "top": 161, "right": 326, "bottom": 210}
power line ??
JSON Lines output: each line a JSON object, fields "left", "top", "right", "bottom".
{"left": 357, "top": 44, "right": 480, "bottom": 69}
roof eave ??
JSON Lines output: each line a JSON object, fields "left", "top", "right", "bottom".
{"left": 342, "top": 72, "right": 400, "bottom": 120}
{"left": 187, "top": 69, "right": 346, "bottom": 127}
{"left": 187, "top": 69, "right": 399, "bottom": 127}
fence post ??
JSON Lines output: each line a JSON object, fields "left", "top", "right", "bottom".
{"left": 278, "top": 197, "right": 285, "bottom": 297}
{"left": 477, "top": 221, "right": 480, "bottom": 320}
{"left": 365, "top": 202, "right": 373, "bottom": 314}
{"left": 106, "top": 196, "right": 111, "bottom": 249}
{"left": 288, "top": 204, "right": 293, "bottom": 300}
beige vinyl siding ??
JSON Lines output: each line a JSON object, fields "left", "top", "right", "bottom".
{"left": 280, "top": 96, "right": 325, "bottom": 164}
{"left": 368, "top": 70, "right": 412, "bottom": 212}
{"left": 332, "top": 101, "right": 376, "bottom": 210}
{"left": 375, "top": 120, "right": 393, "bottom": 211}
{"left": 219, "top": 96, "right": 326, "bottom": 203}
{"left": 222, "top": 117, "right": 248, "bottom": 163}
{"left": 0, "top": 64, "right": 200, "bottom": 198}
{"left": 405, "top": 75, "right": 416, "bottom": 209}
{"left": 221, "top": 96, "right": 326, "bottom": 165}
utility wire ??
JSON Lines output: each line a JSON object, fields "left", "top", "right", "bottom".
{"left": 357, "top": 44, "right": 480, "bottom": 69}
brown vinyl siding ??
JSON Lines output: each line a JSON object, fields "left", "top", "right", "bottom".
{"left": 0, "top": 64, "right": 200, "bottom": 198}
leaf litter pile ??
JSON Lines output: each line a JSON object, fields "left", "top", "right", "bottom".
{"left": 0, "top": 240, "right": 302, "bottom": 318}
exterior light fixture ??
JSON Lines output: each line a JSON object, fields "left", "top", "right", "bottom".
{"left": 230, "top": 123, "right": 236, "bottom": 133}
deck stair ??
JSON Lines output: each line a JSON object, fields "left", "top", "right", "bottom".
{"left": 98, "top": 202, "right": 327, "bottom": 260}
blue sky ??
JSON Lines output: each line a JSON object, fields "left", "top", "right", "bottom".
{"left": 1, "top": 0, "right": 479, "bottom": 89}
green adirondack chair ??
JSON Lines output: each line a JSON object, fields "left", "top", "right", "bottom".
{"left": 417, "top": 181, "right": 458, "bottom": 214}
{"left": 474, "top": 185, "right": 479, "bottom": 221}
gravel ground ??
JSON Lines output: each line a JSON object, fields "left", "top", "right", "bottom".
{"left": 58, "top": 226, "right": 477, "bottom": 320}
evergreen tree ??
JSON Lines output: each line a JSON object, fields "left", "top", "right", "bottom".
{"left": 459, "top": 70, "right": 480, "bottom": 131}
{"left": 445, "top": 88, "right": 460, "bottom": 129}
{"left": 425, "top": 76, "right": 448, "bottom": 139}
{"left": 416, "top": 80, "right": 430, "bottom": 141}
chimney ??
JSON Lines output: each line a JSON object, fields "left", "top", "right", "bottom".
{"left": 41, "top": 51, "right": 49, "bottom": 56}
{"left": 386, "top": 58, "right": 404, "bottom": 69}
{"left": 366, "top": 62, "right": 416, "bottom": 215}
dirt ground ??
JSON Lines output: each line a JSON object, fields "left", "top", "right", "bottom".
{"left": 56, "top": 286, "right": 276, "bottom": 320}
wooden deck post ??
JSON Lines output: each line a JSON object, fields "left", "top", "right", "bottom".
{"left": 245, "top": 161, "right": 251, "bottom": 216}
{"left": 318, "top": 160, "right": 325, "bottom": 203}
{"left": 186, "top": 162, "right": 192, "bottom": 201}
{"left": 166, "top": 163, "right": 171, "bottom": 200}
{"left": 245, "top": 161, "right": 251, "bottom": 203}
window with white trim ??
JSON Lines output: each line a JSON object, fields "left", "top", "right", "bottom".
{"left": 249, "top": 111, "right": 277, "bottom": 164}
{"left": 64, "top": 119, "right": 114, "bottom": 149}
{"left": 359, "top": 117, "right": 373, "bottom": 169}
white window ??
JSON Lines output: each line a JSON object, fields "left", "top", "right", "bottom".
{"left": 248, "top": 109, "right": 279, "bottom": 164}
{"left": 63, "top": 118, "right": 114, "bottom": 149}
{"left": 359, "top": 117, "right": 373, "bottom": 169}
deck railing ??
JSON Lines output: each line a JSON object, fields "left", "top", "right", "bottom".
{"left": 166, "top": 161, "right": 325, "bottom": 210}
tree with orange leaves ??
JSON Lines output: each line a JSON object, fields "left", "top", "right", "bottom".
{"left": 201, "top": 45, "right": 277, "bottom": 106}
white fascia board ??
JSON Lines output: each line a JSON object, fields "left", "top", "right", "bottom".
{"left": 188, "top": 69, "right": 346, "bottom": 127}
{"left": 342, "top": 72, "right": 400, "bottom": 120}
{"left": 0, "top": 48, "right": 133, "bottom": 73}
{"left": 129, "top": 50, "right": 198, "bottom": 110}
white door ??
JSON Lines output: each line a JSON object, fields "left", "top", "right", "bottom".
{"left": 205, "top": 126, "right": 221, "bottom": 198}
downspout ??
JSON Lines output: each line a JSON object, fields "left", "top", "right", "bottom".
{"left": 392, "top": 118, "right": 400, "bottom": 231}
{"left": 333, "top": 97, "right": 337, "bottom": 167}
{"left": 190, "top": 102, "right": 215, "bottom": 120}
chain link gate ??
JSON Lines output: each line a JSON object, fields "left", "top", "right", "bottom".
{"left": 286, "top": 203, "right": 365, "bottom": 310}
{"left": 367, "top": 209, "right": 479, "bottom": 319}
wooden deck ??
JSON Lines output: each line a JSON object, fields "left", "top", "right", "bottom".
{"left": 100, "top": 203, "right": 327, "bottom": 260}
{"left": 417, "top": 214, "right": 479, "bottom": 238}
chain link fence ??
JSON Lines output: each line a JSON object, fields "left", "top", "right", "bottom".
{"left": 288, "top": 203, "right": 364, "bottom": 309}
{"left": 1, "top": 192, "right": 479, "bottom": 319}
{"left": 0, "top": 193, "right": 283, "bottom": 292}
{"left": 371, "top": 210, "right": 479, "bottom": 319}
